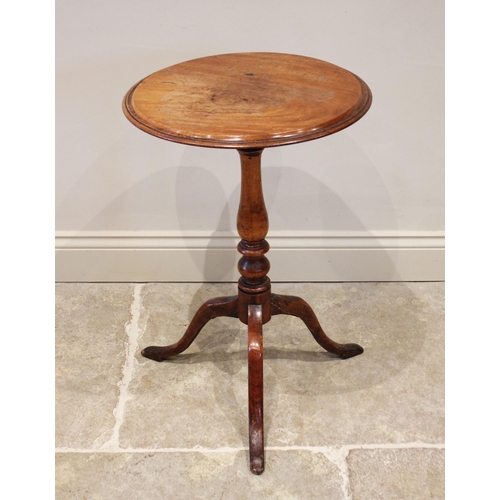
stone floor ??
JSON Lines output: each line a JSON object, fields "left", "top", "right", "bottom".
{"left": 55, "top": 282, "right": 444, "bottom": 499}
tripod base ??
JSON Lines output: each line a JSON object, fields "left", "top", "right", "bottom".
{"left": 142, "top": 290, "right": 363, "bottom": 474}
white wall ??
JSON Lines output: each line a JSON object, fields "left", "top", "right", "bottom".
{"left": 56, "top": 0, "right": 444, "bottom": 282}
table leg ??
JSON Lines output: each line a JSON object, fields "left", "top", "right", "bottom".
{"left": 248, "top": 304, "right": 264, "bottom": 475}
{"left": 270, "top": 293, "right": 363, "bottom": 359}
{"left": 141, "top": 295, "right": 238, "bottom": 361}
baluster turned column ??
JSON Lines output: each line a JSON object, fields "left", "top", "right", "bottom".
{"left": 236, "top": 149, "right": 272, "bottom": 323}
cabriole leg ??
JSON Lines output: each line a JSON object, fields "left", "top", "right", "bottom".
{"left": 270, "top": 293, "right": 363, "bottom": 359}
{"left": 248, "top": 304, "right": 264, "bottom": 475}
{"left": 141, "top": 295, "right": 238, "bottom": 361}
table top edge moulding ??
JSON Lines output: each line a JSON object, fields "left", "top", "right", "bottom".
{"left": 123, "top": 52, "right": 372, "bottom": 149}
{"left": 122, "top": 52, "right": 372, "bottom": 475}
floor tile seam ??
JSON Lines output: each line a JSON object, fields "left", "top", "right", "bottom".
{"left": 95, "top": 284, "right": 147, "bottom": 450}
{"left": 55, "top": 442, "right": 445, "bottom": 454}
{"left": 343, "top": 442, "right": 445, "bottom": 451}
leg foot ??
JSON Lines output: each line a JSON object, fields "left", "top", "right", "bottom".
{"left": 142, "top": 295, "right": 238, "bottom": 361}
{"left": 248, "top": 304, "right": 264, "bottom": 474}
{"left": 270, "top": 294, "right": 363, "bottom": 359}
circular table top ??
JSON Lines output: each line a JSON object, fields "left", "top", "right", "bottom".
{"left": 123, "top": 52, "right": 372, "bottom": 149}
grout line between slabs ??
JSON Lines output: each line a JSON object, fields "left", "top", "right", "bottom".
{"left": 56, "top": 442, "right": 445, "bottom": 453}
{"left": 97, "top": 284, "right": 148, "bottom": 451}
{"left": 57, "top": 441, "right": 443, "bottom": 499}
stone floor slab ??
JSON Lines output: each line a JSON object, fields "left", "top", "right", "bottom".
{"left": 119, "top": 283, "right": 249, "bottom": 449}
{"left": 55, "top": 283, "right": 135, "bottom": 448}
{"left": 120, "top": 283, "right": 444, "bottom": 449}
{"left": 265, "top": 282, "right": 444, "bottom": 446}
{"left": 55, "top": 282, "right": 444, "bottom": 496}
{"left": 347, "top": 447, "right": 445, "bottom": 499}
{"left": 55, "top": 450, "right": 344, "bottom": 499}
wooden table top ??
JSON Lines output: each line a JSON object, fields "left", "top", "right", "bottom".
{"left": 123, "top": 52, "right": 372, "bottom": 149}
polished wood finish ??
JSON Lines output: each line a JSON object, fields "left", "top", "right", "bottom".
{"left": 124, "top": 53, "right": 371, "bottom": 474}
{"left": 236, "top": 149, "right": 272, "bottom": 326}
{"left": 141, "top": 295, "right": 238, "bottom": 361}
{"left": 270, "top": 293, "right": 363, "bottom": 359}
{"left": 248, "top": 304, "right": 264, "bottom": 475}
{"left": 123, "top": 52, "right": 371, "bottom": 149}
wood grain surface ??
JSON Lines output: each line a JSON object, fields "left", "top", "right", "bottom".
{"left": 123, "top": 52, "right": 371, "bottom": 149}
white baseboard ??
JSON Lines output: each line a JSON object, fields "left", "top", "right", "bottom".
{"left": 55, "top": 230, "right": 444, "bottom": 282}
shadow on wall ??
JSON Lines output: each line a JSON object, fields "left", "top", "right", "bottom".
{"left": 173, "top": 143, "right": 399, "bottom": 282}
{"left": 59, "top": 136, "right": 399, "bottom": 281}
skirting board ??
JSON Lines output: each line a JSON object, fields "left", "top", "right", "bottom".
{"left": 55, "top": 230, "right": 444, "bottom": 282}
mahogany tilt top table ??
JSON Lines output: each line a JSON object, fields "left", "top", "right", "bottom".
{"left": 123, "top": 52, "right": 372, "bottom": 474}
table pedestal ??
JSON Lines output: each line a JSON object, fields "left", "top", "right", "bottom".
{"left": 141, "top": 149, "right": 363, "bottom": 474}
